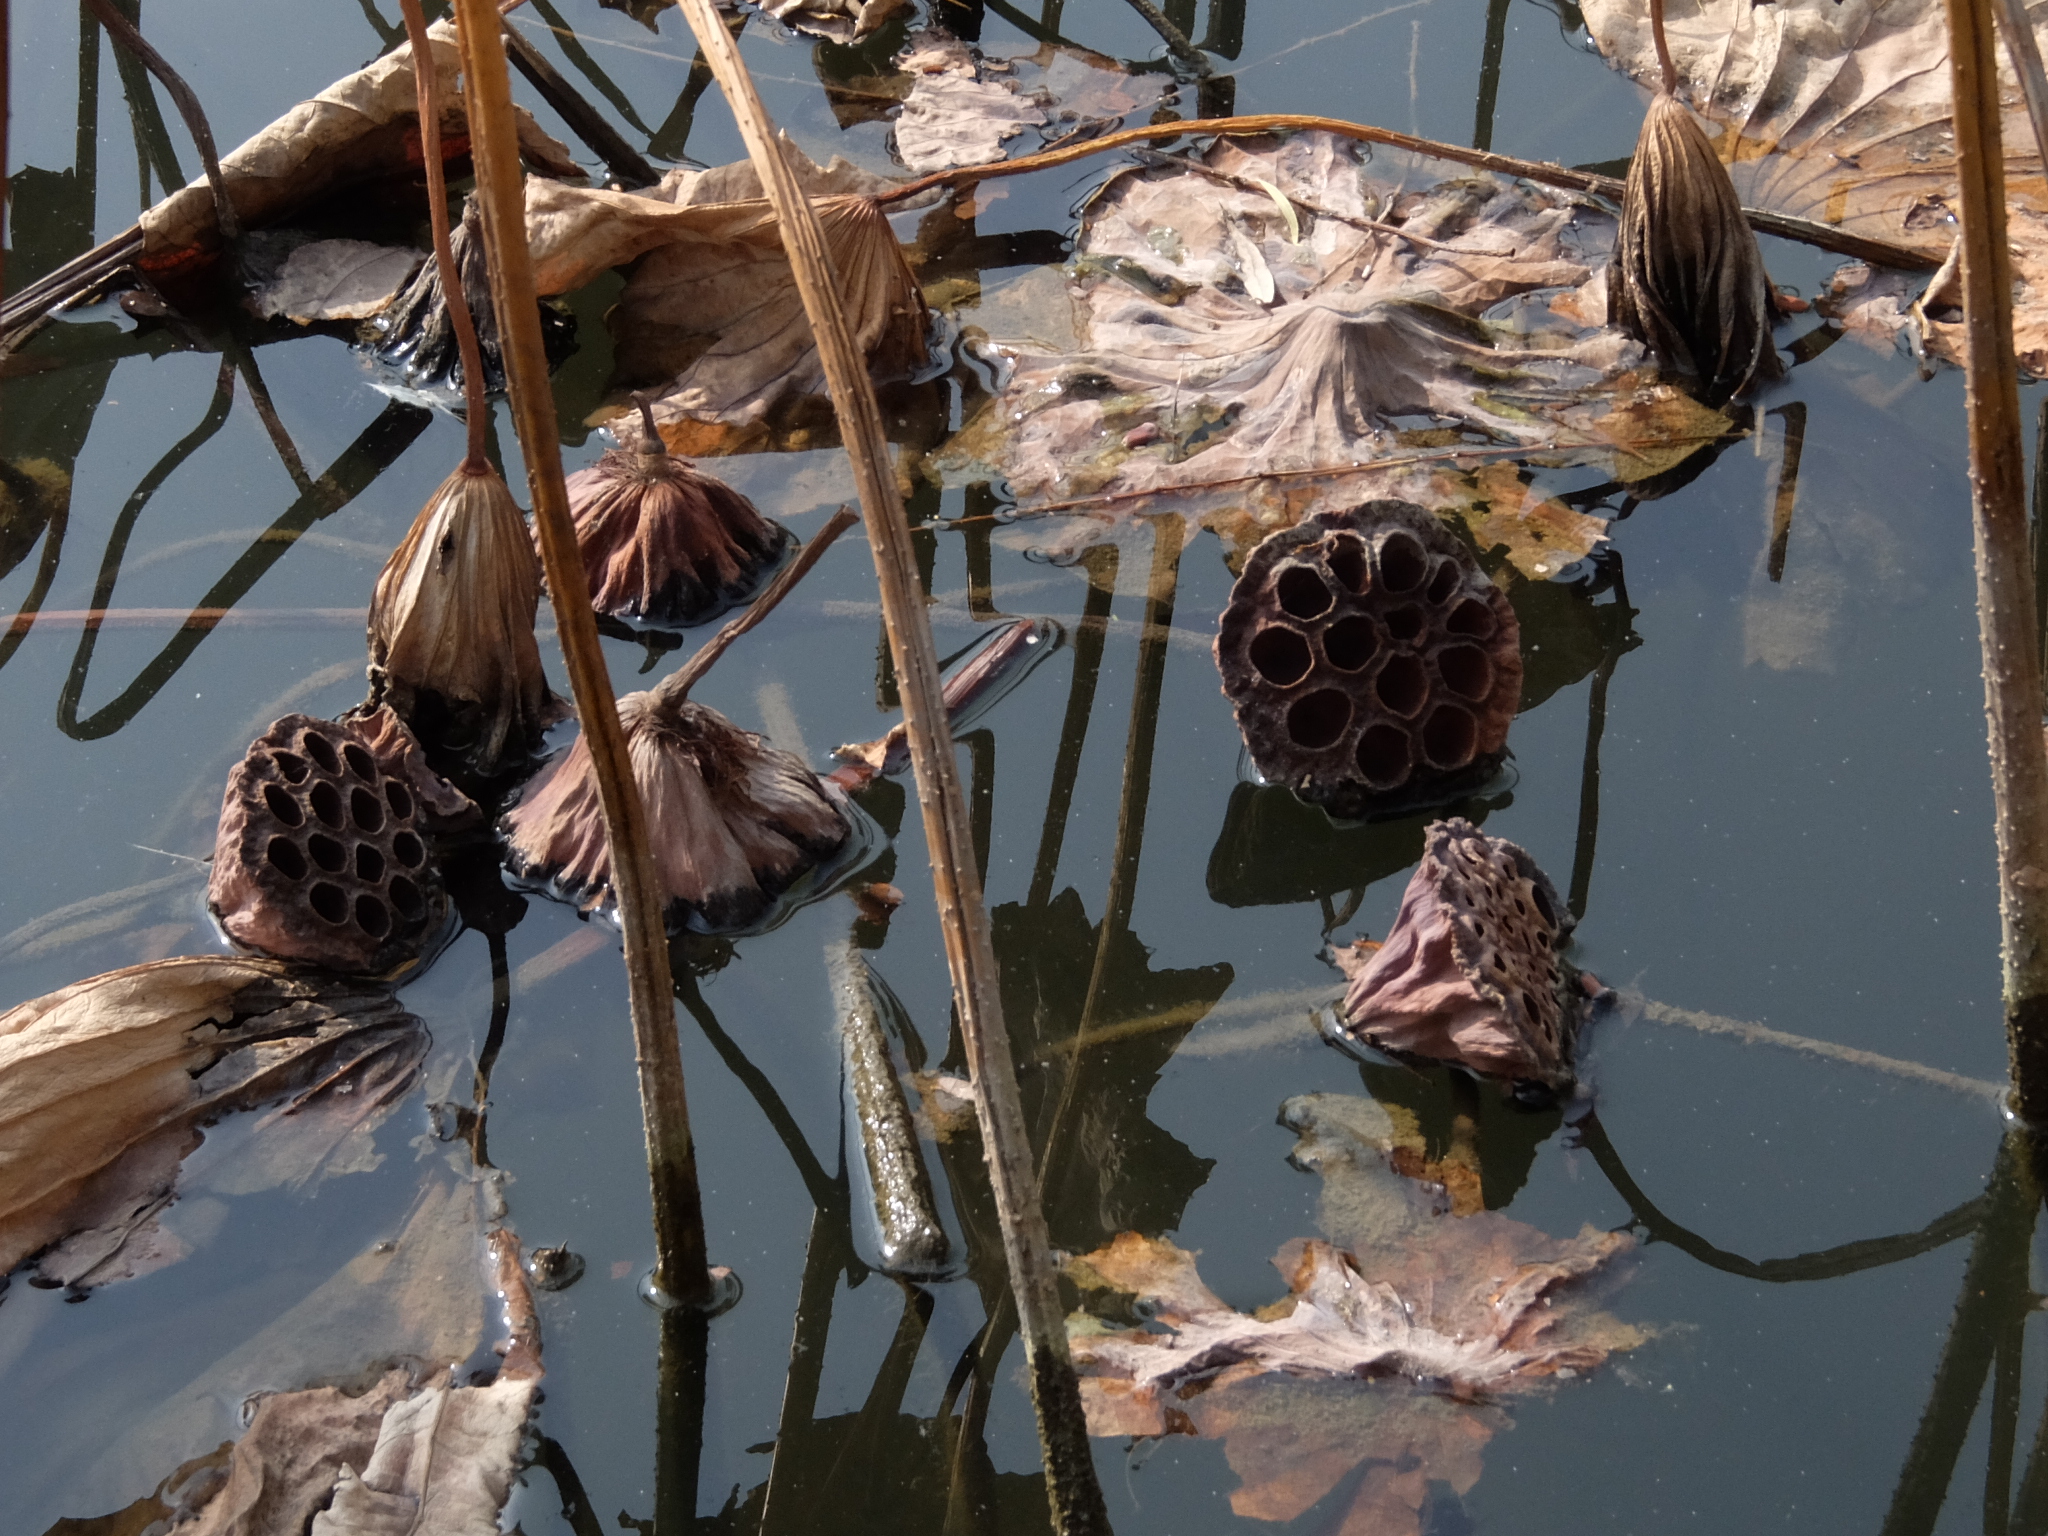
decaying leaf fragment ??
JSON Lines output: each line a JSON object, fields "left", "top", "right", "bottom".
{"left": 367, "top": 464, "right": 568, "bottom": 778}
{"left": 520, "top": 144, "right": 928, "bottom": 449}
{"left": 1065, "top": 1091, "right": 1642, "bottom": 1536}
{"left": 253, "top": 239, "right": 423, "bottom": 325}
{"left": 762, "top": 0, "right": 911, "bottom": 43}
{"left": 559, "top": 398, "right": 791, "bottom": 629}
{"left": 0, "top": 957, "right": 421, "bottom": 1286}
{"left": 1584, "top": 0, "right": 2048, "bottom": 370}
{"left": 500, "top": 691, "right": 852, "bottom": 932}
{"left": 1612, "top": 91, "right": 1781, "bottom": 404}
{"left": 1327, "top": 818, "right": 1577, "bottom": 1089}
{"left": 139, "top": 19, "right": 577, "bottom": 266}
{"left": 891, "top": 30, "right": 1048, "bottom": 174}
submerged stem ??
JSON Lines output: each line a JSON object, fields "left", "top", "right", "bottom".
{"left": 399, "top": 0, "right": 491, "bottom": 469}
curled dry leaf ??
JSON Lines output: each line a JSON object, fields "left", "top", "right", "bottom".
{"left": 500, "top": 692, "right": 852, "bottom": 933}
{"left": 0, "top": 956, "right": 421, "bottom": 1286}
{"left": 560, "top": 401, "right": 791, "bottom": 629}
{"left": 1214, "top": 503, "right": 1522, "bottom": 817}
{"left": 521, "top": 142, "right": 928, "bottom": 451}
{"left": 139, "top": 19, "right": 577, "bottom": 267}
{"left": 932, "top": 132, "right": 1747, "bottom": 549}
{"left": 892, "top": 30, "right": 1048, "bottom": 174}
{"left": 1065, "top": 1091, "right": 1642, "bottom": 1536}
{"left": 1584, "top": 0, "right": 2048, "bottom": 370}
{"left": 367, "top": 464, "right": 569, "bottom": 779}
{"left": 1326, "top": 819, "right": 1577, "bottom": 1088}
{"left": 208, "top": 709, "right": 473, "bottom": 974}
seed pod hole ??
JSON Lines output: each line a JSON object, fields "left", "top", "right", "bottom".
{"left": 308, "top": 833, "right": 347, "bottom": 873}
{"left": 1446, "top": 598, "right": 1496, "bottom": 638}
{"left": 1422, "top": 703, "right": 1478, "bottom": 769}
{"left": 386, "top": 781, "right": 414, "bottom": 821}
{"left": 309, "top": 882, "right": 348, "bottom": 924}
{"left": 1356, "top": 723, "right": 1412, "bottom": 788}
{"left": 1385, "top": 606, "right": 1426, "bottom": 644}
{"left": 1326, "top": 534, "right": 1369, "bottom": 594}
{"left": 1286, "top": 689, "right": 1352, "bottom": 749}
{"left": 392, "top": 831, "right": 426, "bottom": 869}
{"left": 267, "top": 837, "right": 307, "bottom": 880}
{"left": 309, "top": 781, "right": 345, "bottom": 828}
{"left": 355, "top": 894, "right": 391, "bottom": 938}
{"left": 1248, "top": 626, "right": 1314, "bottom": 686}
{"left": 263, "top": 784, "right": 304, "bottom": 828}
{"left": 1274, "top": 564, "right": 1334, "bottom": 620}
{"left": 1426, "top": 559, "right": 1462, "bottom": 605}
{"left": 1375, "top": 654, "right": 1427, "bottom": 717}
{"left": 303, "top": 732, "right": 341, "bottom": 775}
{"left": 357, "top": 845, "right": 386, "bottom": 883}
{"left": 1323, "top": 616, "right": 1377, "bottom": 672}
{"left": 1437, "top": 644, "right": 1493, "bottom": 701}
{"left": 342, "top": 743, "right": 378, "bottom": 781}
{"left": 350, "top": 786, "right": 385, "bottom": 834}
{"left": 1377, "top": 530, "right": 1427, "bottom": 592}
{"left": 389, "top": 876, "right": 425, "bottom": 920}
{"left": 272, "top": 751, "right": 310, "bottom": 784}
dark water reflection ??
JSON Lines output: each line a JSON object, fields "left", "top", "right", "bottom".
{"left": 0, "top": 0, "right": 2038, "bottom": 1533}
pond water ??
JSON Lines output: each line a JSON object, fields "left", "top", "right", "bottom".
{"left": 1, "top": 1, "right": 2037, "bottom": 1533}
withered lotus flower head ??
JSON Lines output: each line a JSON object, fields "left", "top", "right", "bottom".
{"left": 500, "top": 691, "right": 851, "bottom": 933}
{"left": 1612, "top": 92, "right": 1781, "bottom": 407}
{"left": 208, "top": 710, "right": 472, "bottom": 973}
{"left": 560, "top": 398, "right": 790, "bottom": 628}
{"left": 1215, "top": 501, "right": 1521, "bottom": 819}
{"left": 1326, "top": 818, "right": 1576, "bottom": 1090}
{"left": 367, "top": 461, "right": 567, "bottom": 776}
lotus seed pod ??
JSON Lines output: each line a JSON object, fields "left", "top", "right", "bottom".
{"left": 208, "top": 713, "right": 463, "bottom": 973}
{"left": 1214, "top": 501, "right": 1521, "bottom": 817}
{"left": 558, "top": 399, "right": 790, "bottom": 629}
{"left": 1326, "top": 818, "right": 1575, "bottom": 1088}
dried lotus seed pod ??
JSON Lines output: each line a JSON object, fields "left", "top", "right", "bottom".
{"left": 1214, "top": 500, "right": 1520, "bottom": 817}
{"left": 208, "top": 713, "right": 454, "bottom": 973}
{"left": 1326, "top": 817, "right": 1576, "bottom": 1089}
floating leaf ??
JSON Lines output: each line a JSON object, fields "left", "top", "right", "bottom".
{"left": 891, "top": 30, "right": 1047, "bottom": 174}
{"left": 1066, "top": 1092, "right": 1643, "bottom": 1535}
{"left": 252, "top": 239, "right": 422, "bottom": 324}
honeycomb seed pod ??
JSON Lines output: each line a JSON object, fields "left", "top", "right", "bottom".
{"left": 499, "top": 692, "right": 851, "bottom": 934}
{"left": 1214, "top": 500, "right": 1520, "bottom": 817}
{"left": 1326, "top": 818, "right": 1576, "bottom": 1088}
{"left": 559, "top": 398, "right": 791, "bottom": 629}
{"left": 208, "top": 713, "right": 459, "bottom": 973}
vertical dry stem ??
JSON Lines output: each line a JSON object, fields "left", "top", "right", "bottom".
{"left": 450, "top": 0, "right": 714, "bottom": 1305}
{"left": 1946, "top": 0, "right": 2048, "bottom": 1117}
{"left": 666, "top": 1, "right": 1110, "bottom": 1526}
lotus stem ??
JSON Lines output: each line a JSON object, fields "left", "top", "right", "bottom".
{"left": 79, "top": 0, "right": 238, "bottom": 244}
{"left": 1943, "top": 0, "right": 2048, "bottom": 1119}
{"left": 654, "top": 505, "right": 859, "bottom": 707}
{"left": 450, "top": 0, "right": 715, "bottom": 1306}
{"left": 667, "top": 0, "right": 1111, "bottom": 1527}
{"left": 399, "top": 0, "right": 491, "bottom": 470}
{"left": 1990, "top": 0, "right": 2048, "bottom": 176}
{"left": 1648, "top": 0, "right": 1676, "bottom": 96}
{"left": 874, "top": 112, "right": 1940, "bottom": 273}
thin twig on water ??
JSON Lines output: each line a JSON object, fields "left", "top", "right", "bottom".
{"left": 875, "top": 112, "right": 1940, "bottom": 272}
{"left": 1944, "top": 0, "right": 2048, "bottom": 1118}
{"left": 451, "top": 0, "right": 717, "bottom": 1307}
{"left": 666, "top": 0, "right": 1112, "bottom": 1526}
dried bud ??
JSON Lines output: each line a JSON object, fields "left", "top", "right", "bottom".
{"left": 1611, "top": 93, "right": 1781, "bottom": 406}
{"left": 560, "top": 402, "right": 790, "bottom": 628}
{"left": 500, "top": 692, "right": 850, "bottom": 932}
{"left": 208, "top": 711, "right": 468, "bottom": 973}
{"left": 1215, "top": 502, "right": 1521, "bottom": 818}
{"left": 367, "top": 462, "right": 567, "bottom": 776}
{"left": 1326, "top": 818, "right": 1575, "bottom": 1088}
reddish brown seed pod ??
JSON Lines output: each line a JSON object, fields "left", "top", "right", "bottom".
{"left": 1214, "top": 501, "right": 1520, "bottom": 817}
{"left": 1326, "top": 817, "right": 1576, "bottom": 1089}
{"left": 208, "top": 712, "right": 465, "bottom": 973}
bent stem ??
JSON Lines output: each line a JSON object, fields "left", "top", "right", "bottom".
{"left": 451, "top": 0, "right": 714, "bottom": 1307}
{"left": 667, "top": 0, "right": 1112, "bottom": 1527}
{"left": 1944, "top": 0, "right": 2048, "bottom": 1118}
{"left": 80, "top": 0, "right": 237, "bottom": 242}
{"left": 399, "top": 0, "right": 490, "bottom": 469}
